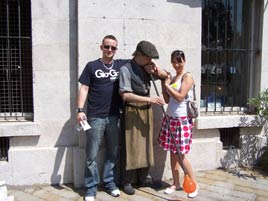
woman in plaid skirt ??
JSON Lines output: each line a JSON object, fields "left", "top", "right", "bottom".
{"left": 159, "top": 50, "right": 199, "bottom": 198}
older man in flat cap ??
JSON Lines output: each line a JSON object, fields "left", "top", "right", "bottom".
{"left": 119, "top": 40, "right": 168, "bottom": 195}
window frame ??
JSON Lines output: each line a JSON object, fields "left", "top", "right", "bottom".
{"left": 0, "top": 0, "right": 33, "bottom": 121}
{"left": 201, "top": 0, "right": 262, "bottom": 115}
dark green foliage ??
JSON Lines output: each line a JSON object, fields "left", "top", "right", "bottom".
{"left": 248, "top": 88, "right": 268, "bottom": 118}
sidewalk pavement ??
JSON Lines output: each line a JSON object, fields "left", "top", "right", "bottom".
{"left": 6, "top": 168, "right": 268, "bottom": 201}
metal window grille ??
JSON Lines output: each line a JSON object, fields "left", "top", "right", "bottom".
{"left": 0, "top": 0, "right": 33, "bottom": 120}
{"left": 220, "top": 127, "right": 240, "bottom": 149}
{"left": 201, "top": 0, "right": 260, "bottom": 114}
{"left": 0, "top": 137, "right": 9, "bottom": 161}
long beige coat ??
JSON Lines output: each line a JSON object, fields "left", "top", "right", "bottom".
{"left": 124, "top": 103, "right": 154, "bottom": 170}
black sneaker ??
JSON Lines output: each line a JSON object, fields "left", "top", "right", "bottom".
{"left": 151, "top": 181, "right": 162, "bottom": 190}
{"left": 123, "top": 183, "right": 135, "bottom": 195}
{"left": 138, "top": 178, "right": 153, "bottom": 187}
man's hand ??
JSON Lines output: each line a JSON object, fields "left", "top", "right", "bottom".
{"left": 76, "top": 112, "right": 87, "bottom": 124}
{"left": 144, "top": 62, "right": 158, "bottom": 74}
{"left": 145, "top": 63, "right": 169, "bottom": 80}
{"left": 149, "top": 96, "right": 166, "bottom": 105}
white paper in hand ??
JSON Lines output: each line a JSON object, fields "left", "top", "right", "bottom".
{"left": 80, "top": 120, "right": 91, "bottom": 131}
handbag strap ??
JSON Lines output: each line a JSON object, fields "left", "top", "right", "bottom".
{"left": 192, "top": 84, "right": 196, "bottom": 101}
{"left": 181, "top": 72, "right": 196, "bottom": 101}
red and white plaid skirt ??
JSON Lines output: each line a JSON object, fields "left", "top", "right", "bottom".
{"left": 158, "top": 115, "right": 193, "bottom": 154}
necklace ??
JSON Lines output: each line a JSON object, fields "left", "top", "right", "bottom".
{"left": 101, "top": 60, "right": 114, "bottom": 70}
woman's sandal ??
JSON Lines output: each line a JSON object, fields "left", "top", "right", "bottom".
{"left": 164, "top": 185, "right": 182, "bottom": 194}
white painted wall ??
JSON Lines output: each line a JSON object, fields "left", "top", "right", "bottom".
{"left": 261, "top": 0, "right": 268, "bottom": 89}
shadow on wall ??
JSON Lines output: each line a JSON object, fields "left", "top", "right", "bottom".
{"left": 150, "top": 105, "right": 167, "bottom": 181}
{"left": 220, "top": 115, "right": 268, "bottom": 169}
{"left": 239, "top": 115, "right": 268, "bottom": 167}
{"left": 50, "top": 119, "right": 77, "bottom": 184}
{"left": 50, "top": 0, "right": 79, "bottom": 184}
{"left": 166, "top": 0, "right": 201, "bottom": 8}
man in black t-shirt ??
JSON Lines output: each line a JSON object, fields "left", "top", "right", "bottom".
{"left": 77, "top": 35, "right": 128, "bottom": 201}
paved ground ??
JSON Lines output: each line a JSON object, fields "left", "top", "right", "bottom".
{"left": 6, "top": 168, "right": 268, "bottom": 201}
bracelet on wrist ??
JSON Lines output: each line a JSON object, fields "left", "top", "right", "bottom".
{"left": 76, "top": 108, "right": 84, "bottom": 113}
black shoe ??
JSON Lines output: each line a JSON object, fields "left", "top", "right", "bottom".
{"left": 123, "top": 183, "right": 135, "bottom": 195}
{"left": 151, "top": 181, "right": 162, "bottom": 189}
{"left": 139, "top": 178, "right": 153, "bottom": 187}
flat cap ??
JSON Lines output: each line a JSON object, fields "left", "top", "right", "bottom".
{"left": 133, "top": 40, "right": 159, "bottom": 59}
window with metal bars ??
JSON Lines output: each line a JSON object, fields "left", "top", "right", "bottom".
{"left": 201, "top": 0, "right": 261, "bottom": 114}
{"left": 220, "top": 127, "right": 240, "bottom": 149}
{"left": 0, "top": 137, "right": 9, "bottom": 161}
{"left": 0, "top": 0, "right": 33, "bottom": 120}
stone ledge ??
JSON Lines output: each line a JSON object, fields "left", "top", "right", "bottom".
{"left": 195, "top": 115, "right": 263, "bottom": 130}
{"left": 0, "top": 122, "right": 41, "bottom": 137}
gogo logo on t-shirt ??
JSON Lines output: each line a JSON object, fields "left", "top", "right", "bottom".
{"left": 95, "top": 69, "right": 119, "bottom": 80}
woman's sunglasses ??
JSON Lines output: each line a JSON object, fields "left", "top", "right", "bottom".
{"left": 103, "top": 45, "right": 117, "bottom": 51}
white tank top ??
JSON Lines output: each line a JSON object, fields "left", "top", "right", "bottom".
{"left": 166, "top": 74, "right": 193, "bottom": 117}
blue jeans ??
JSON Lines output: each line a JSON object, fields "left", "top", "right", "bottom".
{"left": 84, "top": 115, "right": 120, "bottom": 196}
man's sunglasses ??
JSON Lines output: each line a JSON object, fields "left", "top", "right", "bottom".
{"left": 103, "top": 45, "right": 117, "bottom": 51}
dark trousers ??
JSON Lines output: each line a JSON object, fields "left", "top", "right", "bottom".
{"left": 120, "top": 146, "right": 150, "bottom": 185}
